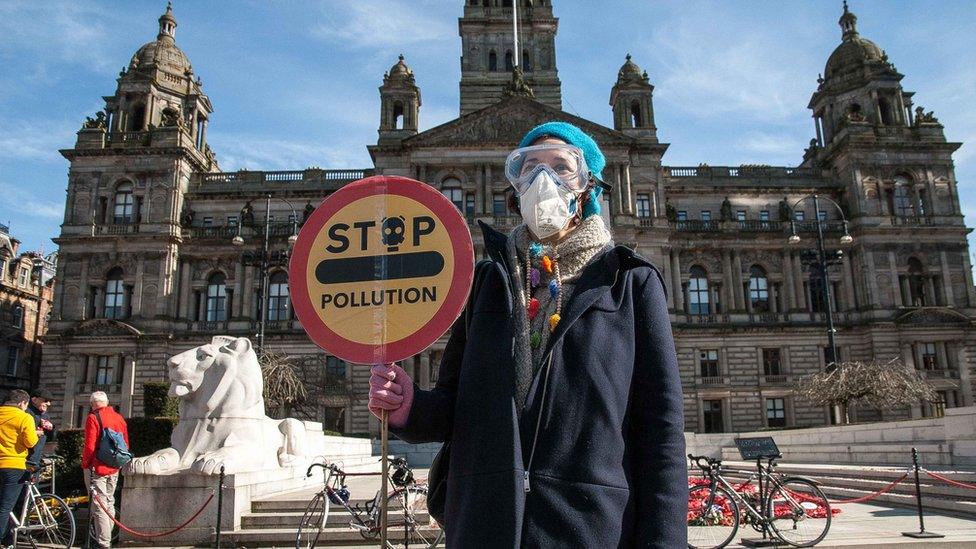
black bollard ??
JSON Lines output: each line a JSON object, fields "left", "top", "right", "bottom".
{"left": 215, "top": 465, "right": 226, "bottom": 548}
{"left": 901, "top": 447, "right": 944, "bottom": 539}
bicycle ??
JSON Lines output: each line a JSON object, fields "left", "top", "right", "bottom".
{"left": 687, "top": 453, "right": 831, "bottom": 549}
{"left": 7, "top": 458, "right": 76, "bottom": 548}
{"left": 297, "top": 458, "right": 444, "bottom": 549}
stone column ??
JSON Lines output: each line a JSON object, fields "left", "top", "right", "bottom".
{"left": 925, "top": 168, "right": 938, "bottom": 216}
{"left": 864, "top": 249, "right": 879, "bottom": 307}
{"left": 899, "top": 276, "right": 911, "bottom": 306}
{"left": 709, "top": 285, "right": 718, "bottom": 314}
{"left": 670, "top": 251, "right": 683, "bottom": 312}
{"left": 613, "top": 164, "right": 625, "bottom": 215}
{"left": 233, "top": 262, "right": 244, "bottom": 317}
{"left": 963, "top": 252, "right": 976, "bottom": 308}
{"left": 473, "top": 167, "right": 484, "bottom": 215}
{"left": 120, "top": 355, "right": 136, "bottom": 417}
{"left": 131, "top": 258, "right": 144, "bottom": 317}
{"left": 476, "top": 164, "right": 487, "bottom": 214}
{"left": 792, "top": 252, "right": 805, "bottom": 310}
{"left": 940, "top": 251, "right": 954, "bottom": 307}
{"left": 241, "top": 265, "right": 254, "bottom": 319}
{"left": 842, "top": 252, "right": 857, "bottom": 310}
{"left": 62, "top": 357, "right": 81, "bottom": 426}
{"left": 769, "top": 284, "right": 779, "bottom": 313}
{"left": 888, "top": 252, "right": 903, "bottom": 308}
{"left": 721, "top": 251, "right": 735, "bottom": 311}
{"left": 661, "top": 248, "right": 674, "bottom": 309}
{"left": 925, "top": 276, "right": 938, "bottom": 306}
{"left": 78, "top": 260, "right": 89, "bottom": 320}
{"left": 955, "top": 345, "right": 974, "bottom": 406}
{"left": 732, "top": 251, "right": 745, "bottom": 310}
{"left": 178, "top": 260, "right": 191, "bottom": 319}
{"left": 418, "top": 352, "right": 431, "bottom": 390}
{"left": 782, "top": 251, "right": 797, "bottom": 311}
{"left": 937, "top": 341, "right": 950, "bottom": 371}
{"left": 622, "top": 164, "right": 634, "bottom": 215}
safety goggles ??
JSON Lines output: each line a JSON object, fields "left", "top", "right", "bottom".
{"left": 505, "top": 144, "right": 591, "bottom": 195}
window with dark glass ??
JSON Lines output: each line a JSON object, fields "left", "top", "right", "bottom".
{"left": 492, "top": 193, "right": 507, "bottom": 217}
{"left": 267, "top": 271, "right": 289, "bottom": 321}
{"left": 702, "top": 399, "right": 724, "bottom": 433}
{"left": 11, "top": 305, "right": 23, "bottom": 328}
{"left": 465, "top": 193, "right": 476, "bottom": 216}
{"left": 94, "top": 356, "right": 112, "bottom": 386}
{"left": 763, "top": 348, "right": 782, "bottom": 376}
{"left": 636, "top": 194, "right": 651, "bottom": 218}
{"left": 441, "top": 179, "right": 464, "bottom": 211}
{"left": 766, "top": 398, "right": 786, "bottom": 427}
{"left": 736, "top": 210, "right": 746, "bottom": 221}
{"left": 749, "top": 265, "right": 769, "bottom": 312}
{"left": 893, "top": 176, "right": 914, "bottom": 217}
{"left": 113, "top": 184, "right": 134, "bottom": 224}
{"left": 907, "top": 258, "right": 926, "bottom": 306}
{"left": 794, "top": 210, "right": 805, "bottom": 221}
{"left": 699, "top": 349, "right": 720, "bottom": 378}
{"left": 104, "top": 267, "right": 125, "bottom": 319}
{"left": 689, "top": 266, "right": 710, "bottom": 315}
{"left": 817, "top": 210, "right": 827, "bottom": 221}
{"left": 677, "top": 211, "right": 687, "bottom": 221}
{"left": 700, "top": 210, "right": 712, "bottom": 221}
{"left": 920, "top": 342, "right": 939, "bottom": 370}
{"left": 759, "top": 210, "right": 770, "bottom": 222}
{"left": 5, "top": 347, "right": 18, "bottom": 376}
{"left": 206, "top": 273, "right": 227, "bottom": 322}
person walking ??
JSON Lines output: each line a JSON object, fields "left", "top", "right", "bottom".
{"left": 0, "top": 390, "right": 39, "bottom": 544}
{"left": 82, "top": 391, "right": 129, "bottom": 549}
{"left": 369, "top": 122, "right": 687, "bottom": 547}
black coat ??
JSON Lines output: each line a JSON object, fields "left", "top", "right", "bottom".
{"left": 392, "top": 222, "right": 687, "bottom": 548}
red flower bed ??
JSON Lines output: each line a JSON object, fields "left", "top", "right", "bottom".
{"left": 688, "top": 478, "right": 840, "bottom": 523}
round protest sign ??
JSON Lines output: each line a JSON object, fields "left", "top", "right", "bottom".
{"left": 289, "top": 175, "right": 475, "bottom": 365}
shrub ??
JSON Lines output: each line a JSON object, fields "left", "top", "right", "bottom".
{"left": 54, "top": 428, "right": 84, "bottom": 497}
{"left": 127, "top": 417, "right": 178, "bottom": 457}
{"left": 143, "top": 382, "right": 178, "bottom": 418}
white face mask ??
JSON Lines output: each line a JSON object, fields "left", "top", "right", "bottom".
{"left": 519, "top": 166, "right": 580, "bottom": 240}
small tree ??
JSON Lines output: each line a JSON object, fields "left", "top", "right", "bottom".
{"left": 259, "top": 349, "right": 307, "bottom": 418}
{"left": 795, "top": 358, "right": 938, "bottom": 424}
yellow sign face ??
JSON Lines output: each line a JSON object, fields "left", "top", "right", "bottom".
{"left": 290, "top": 176, "right": 474, "bottom": 364}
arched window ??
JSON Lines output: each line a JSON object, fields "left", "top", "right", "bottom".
{"left": 522, "top": 49, "right": 531, "bottom": 71}
{"left": 267, "top": 271, "right": 290, "bottom": 321}
{"left": 893, "top": 176, "right": 914, "bottom": 217}
{"left": 688, "top": 266, "right": 710, "bottom": 316}
{"left": 748, "top": 265, "right": 769, "bottom": 312}
{"left": 631, "top": 101, "right": 642, "bottom": 128}
{"left": 441, "top": 178, "right": 464, "bottom": 211}
{"left": 206, "top": 273, "right": 227, "bottom": 322}
{"left": 104, "top": 267, "right": 125, "bottom": 319}
{"left": 128, "top": 103, "right": 146, "bottom": 131}
{"left": 505, "top": 50, "right": 514, "bottom": 71}
{"left": 392, "top": 102, "right": 404, "bottom": 130}
{"left": 11, "top": 304, "right": 24, "bottom": 328}
{"left": 113, "top": 183, "right": 134, "bottom": 224}
{"left": 908, "top": 257, "right": 926, "bottom": 306}
{"left": 488, "top": 50, "right": 497, "bottom": 71}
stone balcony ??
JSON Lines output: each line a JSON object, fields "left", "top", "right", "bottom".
{"left": 697, "top": 375, "right": 730, "bottom": 387}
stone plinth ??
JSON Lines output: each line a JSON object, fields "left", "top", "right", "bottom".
{"left": 121, "top": 463, "right": 316, "bottom": 544}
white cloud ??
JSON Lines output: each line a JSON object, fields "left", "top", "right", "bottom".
{"left": 0, "top": 181, "right": 64, "bottom": 221}
{"left": 309, "top": 0, "right": 454, "bottom": 50}
{"left": 0, "top": 120, "right": 77, "bottom": 164}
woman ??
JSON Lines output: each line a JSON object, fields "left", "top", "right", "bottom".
{"left": 369, "top": 122, "right": 686, "bottom": 548}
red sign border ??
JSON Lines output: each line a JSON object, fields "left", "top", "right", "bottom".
{"left": 289, "top": 175, "right": 475, "bottom": 365}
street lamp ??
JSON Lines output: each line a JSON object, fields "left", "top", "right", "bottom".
{"left": 231, "top": 195, "right": 299, "bottom": 350}
{"left": 786, "top": 194, "right": 853, "bottom": 372}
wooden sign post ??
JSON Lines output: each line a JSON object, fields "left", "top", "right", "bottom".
{"left": 290, "top": 175, "right": 474, "bottom": 546}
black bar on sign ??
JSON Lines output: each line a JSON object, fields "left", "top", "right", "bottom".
{"left": 315, "top": 251, "right": 445, "bottom": 284}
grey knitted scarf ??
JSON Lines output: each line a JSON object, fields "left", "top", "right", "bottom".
{"left": 506, "top": 215, "right": 614, "bottom": 417}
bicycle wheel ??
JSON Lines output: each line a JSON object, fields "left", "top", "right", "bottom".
{"left": 764, "top": 477, "right": 831, "bottom": 547}
{"left": 687, "top": 483, "right": 739, "bottom": 549}
{"left": 23, "top": 493, "right": 76, "bottom": 548}
{"left": 296, "top": 492, "right": 330, "bottom": 549}
{"left": 385, "top": 486, "right": 444, "bottom": 548}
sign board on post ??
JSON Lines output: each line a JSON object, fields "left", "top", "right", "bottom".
{"left": 734, "top": 437, "right": 781, "bottom": 461}
{"left": 290, "top": 175, "right": 475, "bottom": 364}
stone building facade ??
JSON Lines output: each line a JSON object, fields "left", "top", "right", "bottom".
{"left": 1, "top": 224, "right": 56, "bottom": 394}
{"left": 41, "top": 2, "right": 975, "bottom": 434}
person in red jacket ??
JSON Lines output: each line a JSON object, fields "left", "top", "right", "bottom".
{"left": 82, "top": 391, "right": 129, "bottom": 549}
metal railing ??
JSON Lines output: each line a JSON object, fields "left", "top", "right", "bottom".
{"left": 95, "top": 223, "right": 139, "bottom": 235}
{"left": 761, "top": 374, "right": 791, "bottom": 385}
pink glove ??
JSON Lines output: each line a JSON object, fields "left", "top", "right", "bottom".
{"left": 369, "top": 363, "right": 415, "bottom": 428}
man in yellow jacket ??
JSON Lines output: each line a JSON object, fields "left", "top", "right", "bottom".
{"left": 0, "top": 390, "right": 38, "bottom": 543}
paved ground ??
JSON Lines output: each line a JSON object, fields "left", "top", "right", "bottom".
{"left": 122, "top": 465, "right": 976, "bottom": 548}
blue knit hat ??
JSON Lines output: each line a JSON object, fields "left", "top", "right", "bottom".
{"left": 518, "top": 121, "right": 606, "bottom": 218}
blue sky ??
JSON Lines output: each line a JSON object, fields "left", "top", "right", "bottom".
{"left": 1, "top": 0, "right": 974, "bottom": 254}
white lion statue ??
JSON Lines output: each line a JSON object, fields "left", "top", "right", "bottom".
{"left": 126, "top": 336, "right": 307, "bottom": 475}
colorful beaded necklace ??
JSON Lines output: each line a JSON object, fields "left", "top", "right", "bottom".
{"left": 525, "top": 241, "right": 561, "bottom": 349}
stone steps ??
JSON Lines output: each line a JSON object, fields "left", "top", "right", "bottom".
{"left": 242, "top": 509, "right": 431, "bottom": 529}
{"left": 720, "top": 441, "right": 955, "bottom": 466}
{"left": 218, "top": 526, "right": 444, "bottom": 546}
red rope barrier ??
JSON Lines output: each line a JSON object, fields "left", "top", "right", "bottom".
{"left": 92, "top": 490, "right": 215, "bottom": 539}
{"left": 828, "top": 473, "right": 909, "bottom": 504}
{"left": 924, "top": 470, "right": 976, "bottom": 491}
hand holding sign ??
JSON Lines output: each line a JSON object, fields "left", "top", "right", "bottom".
{"left": 368, "top": 364, "right": 414, "bottom": 427}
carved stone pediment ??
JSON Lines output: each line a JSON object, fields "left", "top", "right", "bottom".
{"left": 65, "top": 318, "right": 142, "bottom": 338}
{"left": 403, "top": 96, "right": 635, "bottom": 148}
{"left": 895, "top": 307, "right": 971, "bottom": 326}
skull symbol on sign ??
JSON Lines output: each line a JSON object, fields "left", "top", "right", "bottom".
{"left": 381, "top": 216, "right": 406, "bottom": 251}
